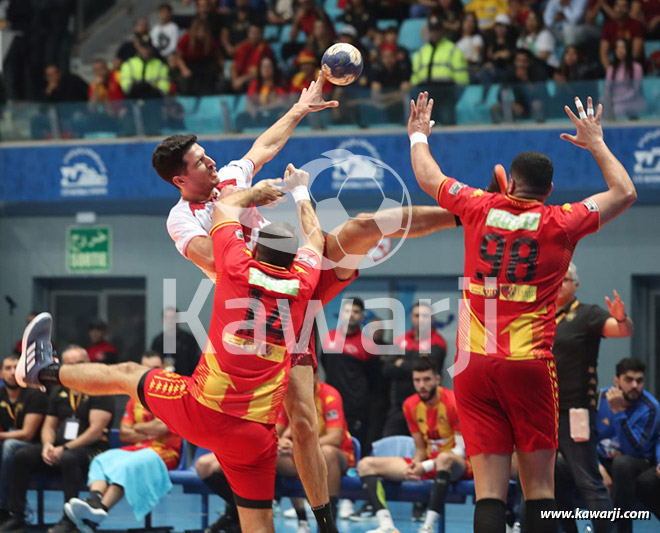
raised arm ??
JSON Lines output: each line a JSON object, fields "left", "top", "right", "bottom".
{"left": 211, "top": 178, "right": 284, "bottom": 226}
{"left": 283, "top": 164, "right": 324, "bottom": 257}
{"left": 560, "top": 97, "right": 637, "bottom": 226}
{"left": 408, "top": 92, "right": 451, "bottom": 199}
{"left": 243, "top": 74, "right": 338, "bottom": 174}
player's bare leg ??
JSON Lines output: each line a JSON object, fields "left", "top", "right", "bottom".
{"left": 56, "top": 362, "right": 148, "bottom": 403}
{"left": 326, "top": 206, "right": 457, "bottom": 280}
{"left": 235, "top": 507, "right": 274, "bottom": 533}
{"left": 469, "top": 453, "right": 512, "bottom": 533}
{"left": 357, "top": 457, "right": 409, "bottom": 531}
{"left": 284, "top": 360, "right": 338, "bottom": 532}
{"left": 516, "top": 449, "right": 559, "bottom": 533}
{"left": 321, "top": 445, "right": 348, "bottom": 516}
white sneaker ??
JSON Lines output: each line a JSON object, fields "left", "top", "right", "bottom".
{"left": 64, "top": 498, "right": 107, "bottom": 533}
{"left": 297, "top": 520, "right": 311, "bottom": 533}
{"left": 366, "top": 526, "right": 400, "bottom": 533}
{"left": 338, "top": 499, "right": 354, "bottom": 519}
{"left": 283, "top": 501, "right": 312, "bottom": 519}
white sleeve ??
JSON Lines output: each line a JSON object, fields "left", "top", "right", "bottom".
{"left": 217, "top": 159, "right": 255, "bottom": 190}
{"left": 536, "top": 30, "right": 555, "bottom": 53}
{"left": 167, "top": 208, "right": 208, "bottom": 258}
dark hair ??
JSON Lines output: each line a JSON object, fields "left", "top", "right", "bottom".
{"left": 159, "top": 3, "right": 172, "bottom": 12}
{"left": 510, "top": 151, "right": 553, "bottom": 195}
{"left": 2, "top": 354, "right": 19, "bottom": 364}
{"left": 343, "top": 297, "right": 365, "bottom": 311}
{"left": 255, "top": 222, "right": 299, "bottom": 268}
{"left": 558, "top": 45, "right": 580, "bottom": 80}
{"left": 152, "top": 134, "right": 198, "bottom": 185}
{"left": 256, "top": 55, "right": 282, "bottom": 90}
{"left": 141, "top": 350, "right": 163, "bottom": 362}
{"left": 525, "top": 9, "right": 545, "bottom": 34}
{"left": 412, "top": 302, "right": 432, "bottom": 311}
{"left": 615, "top": 357, "right": 646, "bottom": 376}
{"left": 612, "top": 38, "right": 634, "bottom": 79}
{"left": 89, "top": 319, "right": 107, "bottom": 331}
{"left": 461, "top": 12, "right": 480, "bottom": 37}
{"left": 412, "top": 356, "right": 438, "bottom": 374}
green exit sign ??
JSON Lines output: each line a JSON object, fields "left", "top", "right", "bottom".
{"left": 66, "top": 226, "right": 112, "bottom": 273}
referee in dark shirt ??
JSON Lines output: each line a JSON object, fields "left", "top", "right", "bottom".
{"left": 553, "top": 262, "right": 634, "bottom": 533}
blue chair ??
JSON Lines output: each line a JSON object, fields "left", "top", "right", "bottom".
{"left": 456, "top": 84, "right": 499, "bottom": 125}
{"left": 377, "top": 19, "right": 398, "bottom": 30}
{"left": 323, "top": 0, "right": 342, "bottom": 20}
{"left": 264, "top": 24, "right": 281, "bottom": 42}
{"left": 398, "top": 18, "right": 426, "bottom": 52}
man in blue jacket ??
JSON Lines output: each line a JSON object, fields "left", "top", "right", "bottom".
{"left": 596, "top": 358, "right": 660, "bottom": 533}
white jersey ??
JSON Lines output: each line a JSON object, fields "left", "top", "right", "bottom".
{"left": 166, "top": 158, "right": 269, "bottom": 279}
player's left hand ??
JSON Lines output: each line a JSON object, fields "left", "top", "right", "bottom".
{"left": 297, "top": 73, "right": 339, "bottom": 112}
{"left": 408, "top": 91, "right": 434, "bottom": 138}
{"left": 606, "top": 387, "right": 626, "bottom": 414}
{"left": 283, "top": 163, "right": 309, "bottom": 190}
{"left": 605, "top": 290, "right": 626, "bottom": 321}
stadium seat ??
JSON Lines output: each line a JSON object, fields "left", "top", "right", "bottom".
{"left": 181, "top": 95, "right": 231, "bottom": 134}
{"left": 377, "top": 19, "right": 399, "bottom": 30}
{"left": 323, "top": 0, "right": 342, "bottom": 20}
{"left": 642, "top": 78, "right": 660, "bottom": 116}
{"left": 644, "top": 40, "right": 660, "bottom": 57}
{"left": 264, "top": 24, "right": 281, "bottom": 43}
{"left": 456, "top": 84, "right": 499, "bottom": 125}
{"left": 398, "top": 18, "right": 426, "bottom": 52}
{"left": 280, "top": 24, "right": 307, "bottom": 43}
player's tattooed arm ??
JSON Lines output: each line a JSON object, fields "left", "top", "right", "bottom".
{"left": 243, "top": 73, "right": 338, "bottom": 174}
{"left": 284, "top": 163, "right": 324, "bottom": 257}
{"left": 408, "top": 91, "right": 450, "bottom": 199}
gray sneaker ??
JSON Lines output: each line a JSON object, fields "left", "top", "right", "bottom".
{"left": 16, "top": 312, "right": 54, "bottom": 392}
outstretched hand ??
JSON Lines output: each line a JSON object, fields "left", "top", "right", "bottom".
{"left": 408, "top": 91, "right": 435, "bottom": 138}
{"left": 297, "top": 73, "right": 339, "bottom": 112}
{"left": 253, "top": 178, "right": 286, "bottom": 206}
{"left": 283, "top": 163, "right": 310, "bottom": 190}
{"left": 605, "top": 290, "right": 626, "bottom": 321}
{"left": 560, "top": 96, "right": 604, "bottom": 150}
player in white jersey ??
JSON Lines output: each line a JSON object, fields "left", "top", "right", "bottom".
{"left": 153, "top": 75, "right": 459, "bottom": 531}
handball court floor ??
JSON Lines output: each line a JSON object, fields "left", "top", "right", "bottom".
{"left": 22, "top": 487, "right": 660, "bottom": 532}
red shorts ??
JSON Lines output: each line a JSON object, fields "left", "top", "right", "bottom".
{"left": 138, "top": 369, "right": 277, "bottom": 506}
{"left": 290, "top": 264, "right": 358, "bottom": 369}
{"left": 453, "top": 353, "right": 559, "bottom": 456}
{"left": 403, "top": 456, "right": 473, "bottom": 480}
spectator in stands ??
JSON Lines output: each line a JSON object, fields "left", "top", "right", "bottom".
{"left": 456, "top": 12, "right": 485, "bottom": 81}
{"left": 307, "top": 18, "right": 336, "bottom": 61}
{"left": 195, "top": 454, "right": 240, "bottom": 532}
{"left": 369, "top": 42, "right": 412, "bottom": 123}
{"left": 196, "top": 0, "right": 225, "bottom": 38}
{"left": 597, "top": 358, "right": 659, "bottom": 533}
{"left": 603, "top": 37, "right": 646, "bottom": 119}
{"left": 87, "top": 319, "right": 118, "bottom": 364}
{"left": 276, "top": 372, "right": 355, "bottom": 529}
{"left": 631, "top": 0, "right": 660, "bottom": 38}
{"left": 383, "top": 302, "right": 447, "bottom": 437}
{"left": 230, "top": 24, "right": 274, "bottom": 92}
{"left": 238, "top": 55, "right": 289, "bottom": 129}
{"left": 586, "top": 0, "right": 618, "bottom": 24}
{"left": 551, "top": 45, "right": 602, "bottom": 114}
{"left": 544, "top": 0, "right": 602, "bottom": 45}
{"left": 600, "top": 0, "right": 645, "bottom": 68}
{"left": 356, "top": 357, "right": 468, "bottom": 533}
{"left": 151, "top": 3, "right": 181, "bottom": 63}
{"left": 465, "top": 0, "right": 509, "bottom": 30}
{"left": 372, "top": 0, "right": 410, "bottom": 22}
{"left": 0, "top": 354, "right": 48, "bottom": 524}
{"left": 175, "top": 18, "right": 223, "bottom": 95}
{"left": 516, "top": 9, "right": 560, "bottom": 71}
{"left": 410, "top": 15, "right": 468, "bottom": 126}
{"left": 435, "top": 0, "right": 465, "bottom": 41}
{"left": 341, "top": 0, "right": 377, "bottom": 38}
{"left": 221, "top": 0, "right": 267, "bottom": 57}
{"left": 322, "top": 298, "right": 380, "bottom": 452}
{"left": 551, "top": 262, "right": 632, "bottom": 533}
{"left": 0, "top": 346, "right": 114, "bottom": 533}
{"left": 41, "top": 65, "right": 88, "bottom": 103}
{"left": 490, "top": 48, "right": 548, "bottom": 123}
{"left": 268, "top": 0, "right": 296, "bottom": 24}
{"left": 150, "top": 307, "right": 201, "bottom": 377}
{"left": 88, "top": 60, "right": 124, "bottom": 113}
{"left": 289, "top": 0, "right": 334, "bottom": 42}
{"left": 115, "top": 17, "right": 151, "bottom": 68}
{"left": 481, "top": 14, "right": 517, "bottom": 85}
{"left": 120, "top": 34, "right": 171, "bottom": 99}
{"left": 290, "top": 49, "right": 332, "bottom": 94}
{"left": 63, "top": 352, "right": 182, "bottom": 533}
{"left": 507, "top": 0, "right": 529, "bottom": 34}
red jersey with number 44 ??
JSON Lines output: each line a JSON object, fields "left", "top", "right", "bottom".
{"left": 437, "top": 178, "right": 600, "bottom": 360}
{"left": 190, "top": 221, "right": 321, "bottom": 424}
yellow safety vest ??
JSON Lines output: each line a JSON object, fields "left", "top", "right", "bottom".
{"left": 120, "top": 57, "right": 171, "bottom": 96}
{"left": 411, "top": 39, "right": 469, "bottom": 86}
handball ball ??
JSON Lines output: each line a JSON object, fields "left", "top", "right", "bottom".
{"left": 321, "top": 43, "right": 363, "bottom": 86}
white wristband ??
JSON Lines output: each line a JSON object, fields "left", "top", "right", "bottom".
{"left": 421, "top": 459, "right": 435, "bottom": 473}
{"left": 291, "top": 186, "right": 310, "bottom": 203}
{"left": 410, "top": 132, "right": 428, "bottom": 147}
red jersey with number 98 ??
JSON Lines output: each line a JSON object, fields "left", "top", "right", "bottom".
{"left": 190, "top": 221, "right": 321, "bottom": 424}
{"left": 437, "top": 178, "right": 600, "bottom": 360}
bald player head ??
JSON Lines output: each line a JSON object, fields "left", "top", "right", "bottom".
{"left": 254, "top": 222, "right": 299, "bottom": 269}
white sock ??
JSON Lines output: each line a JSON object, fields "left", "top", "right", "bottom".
{"left": 424, "top": 509, "right": 440, "bottom": 527}
{"left": 376, "top": 508, "right": 395, "bottom": 528}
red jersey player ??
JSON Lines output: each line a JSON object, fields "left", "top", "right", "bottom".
{"left": 16, "top": 165, "right": 326, "bottom": 533}
{"left": 408, "top": 92, "right": 636, "bottom": 533}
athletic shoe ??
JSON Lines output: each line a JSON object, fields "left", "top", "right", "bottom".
{"left": 349, "top": 501, "right": 376, "bottom": 521}
{"left": 418, "top": 525, "right": 434, "bottom": 533}
{"left": 16, "top": 312, "right": 54, "bottom": 391}
{"left": 365, "top": 526, "right": 400, "bottom": 533}
{"left": 204, "top": 512, "right": 241, "bottom": 533}
{"left": 283, "top": 501, "right": 311, "bottom": 519}
{"left": 65, "top": 499, "right": 107, "bottom": 533}
{"left": 338, "top": 499, "right": 354, "bottom": 519}
{"left": 411, "top": 502, "right": 427, "bottom": 522}
{"left": 296, "top": 520, "right": 311, "bottom": 533}
{"left": 47, "top": 516, "right": 79, "bottom": 533}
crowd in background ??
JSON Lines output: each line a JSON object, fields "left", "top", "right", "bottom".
{"left": 1, "top": 0, "right": 659, "bottom": 129}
